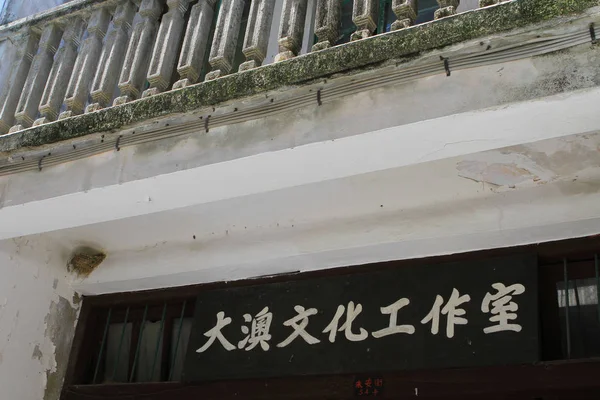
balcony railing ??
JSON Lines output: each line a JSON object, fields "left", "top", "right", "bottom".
{"left": 0, "top": 0, "right": 504, "bottom": 135}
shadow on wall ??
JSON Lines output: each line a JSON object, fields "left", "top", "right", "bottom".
{"left": 0, "top": 0, "right": 73, "bottom": 24}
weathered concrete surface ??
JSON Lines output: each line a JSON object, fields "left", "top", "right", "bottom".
{"left": 1, "top": 42, "right": 598, "bottom": 209}
{"left": 52, "top": 129, "right": 600, "bottom": 295}
{"left": 0, "top": 32, "right": 595, "bottom": 294}
{"left": 0, "top": 0, "right": 597, "bottom": 397}
{"left": 0, "top": 236, "right": 79, "bottom": 400}
{"left": 0, "top": 79, "right": 599, "bottom": 293}
{"left": 0, "top": 0, "right": 598, "bottom": 152}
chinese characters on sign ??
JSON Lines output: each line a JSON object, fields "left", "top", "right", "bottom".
{"left": 195, "top": 284, "right": 527, "bottom": 353}
{"left": 354, "top": 376, "right": 384, "bottom": 396}
{"left": 183, "top": 255, "right": 538, "bottom": 382}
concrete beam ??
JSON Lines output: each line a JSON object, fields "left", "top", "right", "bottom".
{"left": 1, "top": 87, "right": 599, "bottom": 240}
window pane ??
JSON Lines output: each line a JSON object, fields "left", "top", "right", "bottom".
{"left": 169, "top": 318, "right": 193, "bottom": 381}
{"left": 105, "top": 323, "right": 132, "bottom": 383}
{"left": 135, "top": 320, "right": 165, "bottom": 382}
{"left": 556, "top": 278, "right": 600, "bottom": 359}
{"left": 415, "top": 0, "right": 438, "bottom": 25}
{"left": 336, "top": 0, "right": 355, "bottom": 44}
{"left": 379, "top": 0, "right": 441, "bottom": 34}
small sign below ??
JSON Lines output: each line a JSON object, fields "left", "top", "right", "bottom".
{"left": 354, "top": 376, "right": 384, "bottom": 396}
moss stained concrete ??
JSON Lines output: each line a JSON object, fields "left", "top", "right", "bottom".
{"left": 0, "top": 0, "right": 598, "bottom": 153}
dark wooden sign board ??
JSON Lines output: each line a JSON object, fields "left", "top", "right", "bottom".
{"left": 183, "top": 255, "right": 539, "bottom": 382}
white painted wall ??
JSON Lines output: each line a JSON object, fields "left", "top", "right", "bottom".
{"left": 0, "top": 236, "right": 78, "bottom": 400}
{"left": 59, "top": 128, "right": 600, "bottom": 294}
{"left": 0, "top": 0, "right": 6, "bottom": 22}
{"left": 458, "top": 0, "right": 479, "bottom": 12}
{"left": 0, "top": 0, "right": 70, "bottom": 24}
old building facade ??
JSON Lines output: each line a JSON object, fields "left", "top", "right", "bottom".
{"left": 1, "top": 0, "right": 600, "bottom": 399}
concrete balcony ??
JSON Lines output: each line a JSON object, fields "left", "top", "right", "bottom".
{"left": 0, "top": 0, "right": 596, "bottom": 152}
{"left": 1, "top": 0, "right": 480, "bottom": 135}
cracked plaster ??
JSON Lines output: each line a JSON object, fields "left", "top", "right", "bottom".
{"left": 0, "top": 236, "right": 79, "bottom": 400}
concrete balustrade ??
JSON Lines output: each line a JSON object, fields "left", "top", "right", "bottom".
{"left": 0, "top": 0, "right": 488, "bottom": 133}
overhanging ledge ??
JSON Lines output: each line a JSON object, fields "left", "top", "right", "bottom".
{"left": 0, "top": 0, "right": 598, "bottom": 154}
{"left": 1, "top": 86, "right": 599, "bottom": 241}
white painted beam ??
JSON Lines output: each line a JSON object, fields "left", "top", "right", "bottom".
{"left": 74, "top": 216, "right": 600, "bottom": 295}
{"left": 72, "top": 160, "right": 600, "bottom": 294}
{"left": 1, "top": 87, "right": 600, "bottom": 240}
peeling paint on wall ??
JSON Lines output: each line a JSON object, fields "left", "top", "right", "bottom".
{"left": 457, "top": 151, "right": 555, "bottom": 187}
{"left": 0, "top": 236, "right": 80, "bottom": 400}
{"left": 458, "top": 134, "right": 600, "bottom": 188}
{"left": 43, "top": 297, "right": 78, "bottom": 400}
{"left": 508, "top": 139, "right": 600, "bottom": 178}
{"left": 457, "top": 160, "right": 537, "bottom": 186}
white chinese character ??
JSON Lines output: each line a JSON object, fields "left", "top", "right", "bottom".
{"left": 481, "top": 282, "right": 525, "bottom": 334}
{"left": 421, "top": 289, "right": 471, "bottom": 339}
{"left": 196, "top": 311, "right": 236, "bottom": 353}
{"left": 323, "top": 301, "right": 368, "bottom": 343}
{"left": 372, "top": 298, "right": 415, "bottom": 338}
{"left": 277, "top": 305, "right": 321, "bottom": 348}
{"left": 238, "top": 306, "right": 273, "bottom": 351}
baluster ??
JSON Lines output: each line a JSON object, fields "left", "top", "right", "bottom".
{"left": 312, "top": 0, "right": 340, "bottom": 51}
{"left": 351, "top": 0, "right": 377, "bottom": 40}
{"left": 173, "top": 0, "right": 216, "bottom": 88}
{"left": 142, "top": 0, "right": 191, "bottom": 97}
{"left": 114, "top": 0, "right": 164, "bottom": 105}
{"left": 274, "top": 0, "right": 307, "bottom": 62}
{"left": 86, "top": 0, "right": 137, "bottom": 113}
{"left": 435, "top": 0, "right": 459, "bottom": 19}
{"left": 34, "top": 17, "right": 86, "bottom": 126}
{"left": 59, "top": 8, "right": 111, "bottom": 119}
{"left": 0, "top": 30, "right": 39, "bottom": 134}
{"left": 9, "top": 24, "right": 63, "bottom": 132}
{"left": 238, "top": 0, "right": 276, "bottom": 71}
{"left": 204, "top": 0, "right": 246, "bottom": 80}
{"left": 390, "top": 0, "right": 416, "bottom": 31}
